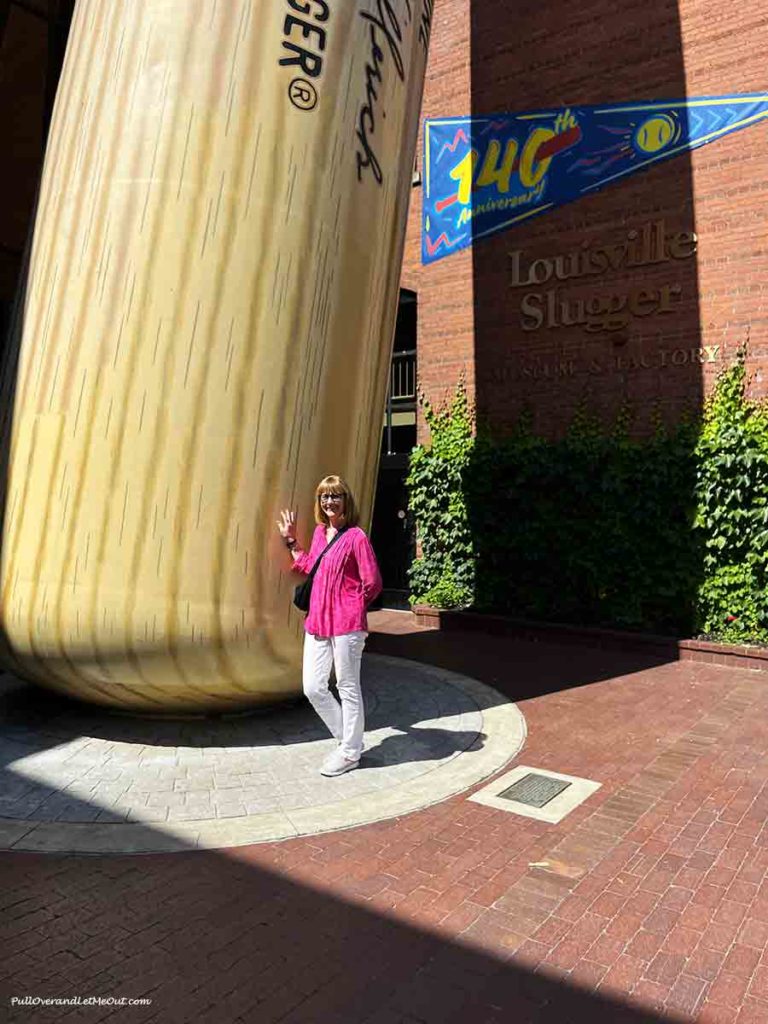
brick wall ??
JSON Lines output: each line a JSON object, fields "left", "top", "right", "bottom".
{"left": 400, "top": 0, "right": 474, "bottom": 433}
{"left": 401, "top": 0, "right": 768, "bottom": 439}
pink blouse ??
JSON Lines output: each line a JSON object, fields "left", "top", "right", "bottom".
{"left": 292, "top": 525, "right": 382, "bottom": 637}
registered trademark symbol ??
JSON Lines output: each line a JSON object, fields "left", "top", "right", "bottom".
{"left": 288, "top": 78, "right": 318, "bottom": 111}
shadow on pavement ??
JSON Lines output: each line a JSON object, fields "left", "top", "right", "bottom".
{"left": 367, "top": 624, "right": 670, "bottom": 704}
{"left": 362, "top": 725, "right": 486, "bottom": 769}
{"left": 1, "top": 838, "right": 673, "bottom": 1024}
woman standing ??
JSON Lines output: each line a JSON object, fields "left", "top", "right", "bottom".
{"left": 277, "top": 476, "right": 382, "bottom": 776}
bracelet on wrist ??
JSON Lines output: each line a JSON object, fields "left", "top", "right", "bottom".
{"left": 285, "top": 537, "right": 297, "bottom": 549}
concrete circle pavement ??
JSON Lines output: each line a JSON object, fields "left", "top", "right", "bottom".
{"left": 0, "top": 653, "right": 525, "bottom": 853}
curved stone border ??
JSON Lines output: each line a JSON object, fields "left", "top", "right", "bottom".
{"left": 1, "top": 655, "right": 526, "bottom": 854}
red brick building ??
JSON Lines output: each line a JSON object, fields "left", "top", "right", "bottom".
{"left": 399, "top": 0, "right": 768, "bottom": 442}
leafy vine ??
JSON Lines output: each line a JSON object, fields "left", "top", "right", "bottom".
{"left": 407, "top": 347, "right": 768, "bottom": 643}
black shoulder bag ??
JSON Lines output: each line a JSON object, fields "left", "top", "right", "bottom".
{"left": 293, "top": 527, "right": 349, "bottom": 613}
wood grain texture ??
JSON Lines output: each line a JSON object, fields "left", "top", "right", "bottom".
{"left": 0, "top": 0, "right": 430, "bottom": 710}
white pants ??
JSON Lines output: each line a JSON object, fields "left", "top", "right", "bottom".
{"left": 302, "top": 631, "right": 367, "bottom": 761}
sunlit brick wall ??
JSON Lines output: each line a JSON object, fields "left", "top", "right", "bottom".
{"left": 402, "top": 0, "right": 768, "bottom": 439}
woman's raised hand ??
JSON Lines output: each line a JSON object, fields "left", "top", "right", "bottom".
{"left": 276, "top": 509, "right": 297, "bottom": 542}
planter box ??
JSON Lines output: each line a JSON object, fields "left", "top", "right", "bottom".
{"left": 411, "top": 606, "right": 768, "bottom": 674}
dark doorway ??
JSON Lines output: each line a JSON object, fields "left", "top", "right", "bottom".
{"left": 0, "top": 0, "right": 74, "bottom": 356}
{"left": 371, "top": 289, "right": 417, "bottom": 610}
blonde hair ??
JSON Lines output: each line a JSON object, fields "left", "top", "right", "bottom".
{"left": 313, "top": 475, "right": 359, "bottom": 527}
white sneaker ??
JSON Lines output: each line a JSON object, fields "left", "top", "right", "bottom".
{"left": 320, "top": 749, "right": 360, "bottom": 776}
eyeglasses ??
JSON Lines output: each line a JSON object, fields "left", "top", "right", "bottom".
{"left": 320, "top": 494, "right": 344, "bottom": 504}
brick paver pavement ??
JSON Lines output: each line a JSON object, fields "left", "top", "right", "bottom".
{"left": 2, "top": 611, "right": 768, "bottom": 1023}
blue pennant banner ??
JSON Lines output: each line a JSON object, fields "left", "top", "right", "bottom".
{"left": 422, "top": 94, "right": 768, "bottom": 264}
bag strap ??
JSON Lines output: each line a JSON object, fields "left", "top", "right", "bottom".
{"left": 306, "top": 526, "right": 349, "bottom": 583}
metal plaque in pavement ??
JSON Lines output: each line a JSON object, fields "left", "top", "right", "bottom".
{"left": 496, "top": 772, "right": 571, "bottom": 808}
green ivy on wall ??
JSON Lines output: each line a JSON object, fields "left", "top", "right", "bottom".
{"left": 694, "top": 351, "right": 768, "bottom": 643}
{"left": 406, "top": 348, "right": 768, "bottom": 644}
{"left": 406, "top": 378, "right": 476, "bottom": 610}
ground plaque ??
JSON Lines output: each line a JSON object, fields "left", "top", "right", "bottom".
{"left": 497, "top": 772, "right": 572, "bottom": 808}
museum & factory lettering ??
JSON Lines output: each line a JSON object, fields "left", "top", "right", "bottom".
{"left": 488, "top": 345, "right": 721, "bottom": 387}
{"left": 507, "top": 219, "right": 697, "bottom": 334}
